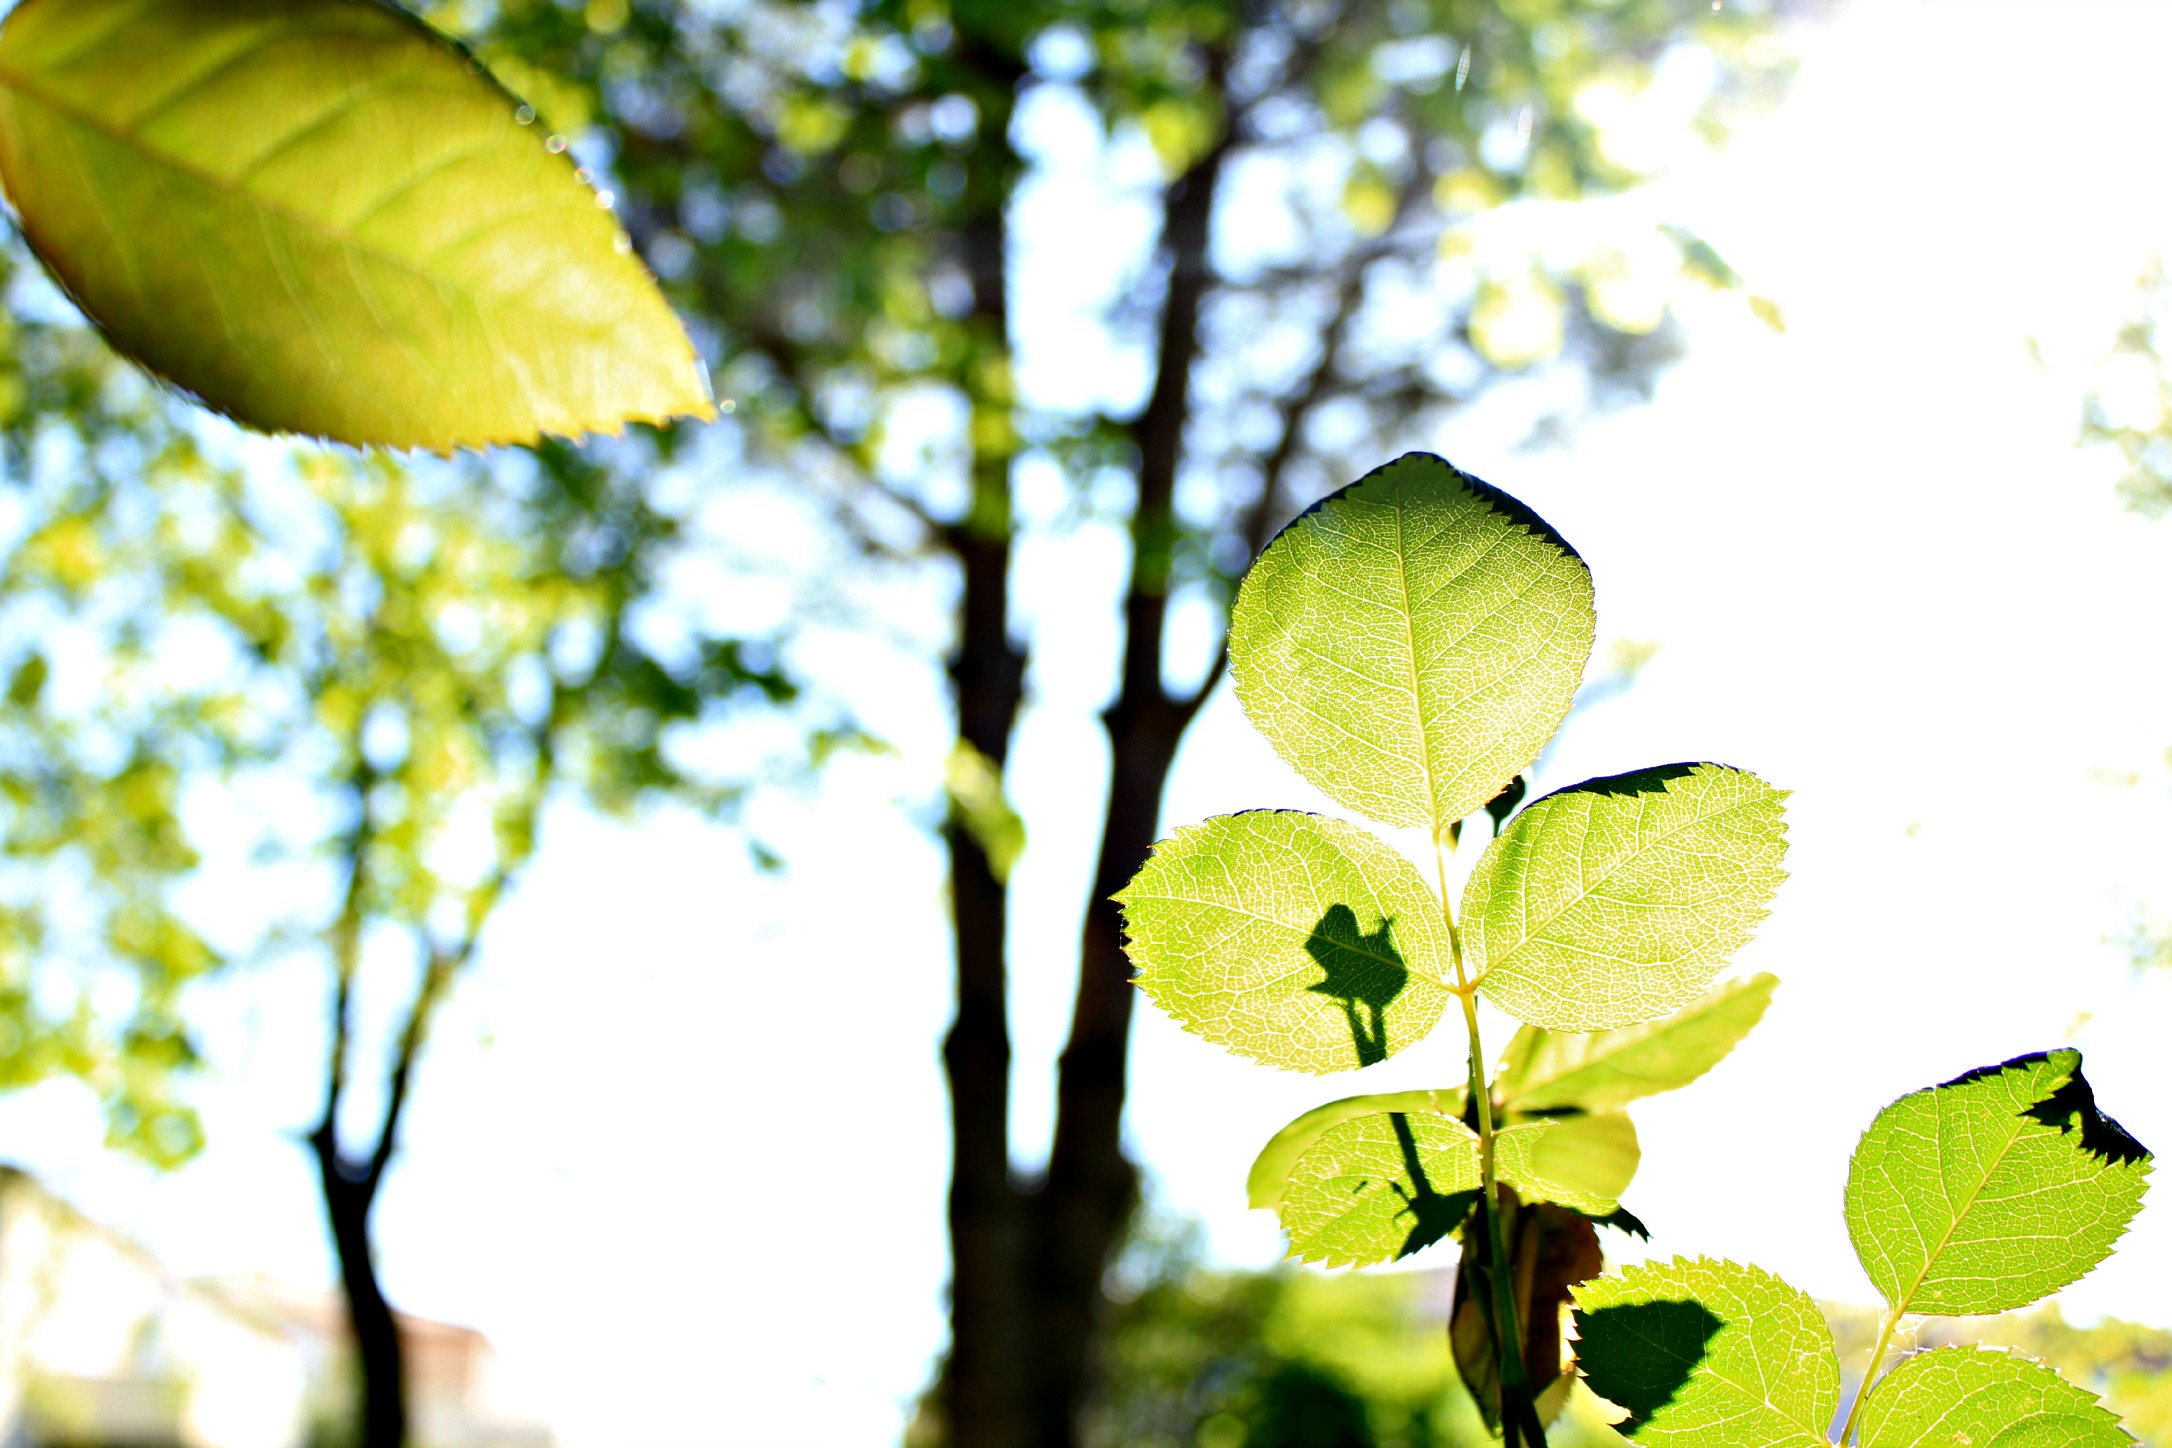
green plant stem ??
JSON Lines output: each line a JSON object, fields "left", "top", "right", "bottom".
{"left": 1838, "top": 1304, "right": 1905, "bottom": 1445}
{"left": 1437, "top": 831, "right": 1541, "bottom": 1447}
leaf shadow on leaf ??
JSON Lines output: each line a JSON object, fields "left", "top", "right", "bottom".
{"left": 1572, "top": 1298, "right": 1722, "bottom": 1433}
{"left": 1384, "top": 1111, "right": 1478, "bottom": 1259}
{"left": 1303, "top": 903, "right": 1410, "bottom": 1067}
{"left": 1963, "top": 1053, "right": 2153, "bottom": 1168}
{"left": 1549, "top": 761, "right": 1706, "bottom": 799}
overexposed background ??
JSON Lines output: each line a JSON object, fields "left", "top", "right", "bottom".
{"left": 8, "top": 0, "right": 2172, "bottom": 1442}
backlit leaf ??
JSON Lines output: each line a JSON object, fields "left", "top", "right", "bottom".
{"left": 1500, "top": 1111, "right": 1638, "bottom": 1215}
{"left": 1857, "top": 1348, "right": 2131, "bottom": 1448}
{"left": 1845, "top": 1050, "right": 2151, "bottom": 1317}
{"left": 1494, "top": 974, "right": 1777, "bottom": 1114}
{"left": 1247, "top": 1088, "right": 1464, "bottom": 1209}
{"left": 1117, "top": 811, "right": 1453, "bottom": 1073}
{"left": 0, "top": 0, "right": 711, "bottom": 449}
{"left": 1227, "top": 452, "right": 1595, "bottom": 833}
{"left": 1262, "top": 1104, "right": 1631, "bottom": 1261}
{"left": 1278, "top": 1109, "right": 1480, "bottom": 1267}
{"left": 1467, "top": 764, "right": 1788, "bottom": 1030}
{"left": 1572, "top": 1257, "right": 1836, "bottom": 1448}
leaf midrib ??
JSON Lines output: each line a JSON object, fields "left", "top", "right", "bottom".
{"left": 1882, "top": 1090, "right": 2033, "bottom": 1317}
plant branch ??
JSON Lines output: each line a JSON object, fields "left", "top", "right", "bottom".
{"left": 1839, "top": 1304, "right": 1906, "bottom": 1446}
{"left": 314, "top": 754, "right": 379, "bottom": 1166}
{"left": 362, "top": 691, "right": 562, "bottom": 1192}
{"left": 1437, "top": 830, "right": 1544, "bottom": 1448}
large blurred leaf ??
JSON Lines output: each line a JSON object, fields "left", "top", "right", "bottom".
{"left": 1845, "top": 1051, "right": 2151, "bottom": 1317}
{"left": 1857, "top": 1348, "right": 2130, "bottom": 1448}
{"left": 1466, "top": 765, "right": 1788, "bottom": 1030}
{"left": 1494, "top": 974, "right": 1777, "bottom": 1114}
{"left": 0, "top": 0, "right": 710, "bottom": 449}
{"left": 1572, "top": 1257, "right": 1836, "bottom": 1448}
{"left": 1118, "top": 811, "right": 1452, "bottom": 1074}
{"left": 1227, "top": 452, "right": 1594, "bottom": 832}
{"left": 1278, "top": 1109, "right": 1481, "bottom": 1267}
{"left": 1247, "top": 1088, "right": 1465, "bottom": 1209}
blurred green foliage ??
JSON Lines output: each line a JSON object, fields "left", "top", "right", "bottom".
{"left": 2084, "top": 260, "right": 2172, "bottom": 519}
{"left": 0, "top": 240, "right": 820, "bottom": 1165}
{"left": 1012, "top": 1223, "right": 1627, "bottom": 1448}
{"left": 429, "top": 0, "right": 1797, "bottom": 592}
{"left": 2084, "top": 264, "right": 2172, "bottom": 974}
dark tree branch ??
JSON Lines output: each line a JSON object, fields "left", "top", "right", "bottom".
{"left": 1027, "top": 40, "right": 1239, "bottom": 1448}
{"left": 315, "top": 753, "right": 378, "bottom": 1165}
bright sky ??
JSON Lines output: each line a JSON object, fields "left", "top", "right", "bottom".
{"left": 7, "top": 1, "right": 2172, "bottom": 1444}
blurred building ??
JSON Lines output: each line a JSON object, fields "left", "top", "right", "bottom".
{"left": 0, "top": 1167, "right": 552, "bottom": 1448}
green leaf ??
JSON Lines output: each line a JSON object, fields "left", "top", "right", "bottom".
{"left": 1572, "top": 1257, "right": 1836, "bottom": 1448}
{"left": 1227, "top": 452, "right": 1595, "bottom": 833}
{"left": 945, "top": 741, "right": 1025, "bottom": 883}
{"left": 1247, "top": 1088, "right": 1465, "bottom": 1209}
{"left": 1856, "top": 1348, "right": 2132, "bottom": 1448}
{"left": 1985, "top": 1417, "right": 2131, "bottom": 1448}
{"left": 1844, "top": 1050, "right": 2152, "bottom": 1317}
{"left": 1494, "top": 974, "right": 1778, "bottom": 1114}
{"left": 1499, "top": 1112, "right": 1638, "bottom": 1215}
{"left": 0, "top": 0, "right": 710, "bottom": 450}
{"left": 1466, "top": 764, "right": 1788, "bottom": 1031}
{"left": 1258, "top": 1101, "right": 1631, "bottom": 1253}
{"left": 1278, "top": 1109, "right": 1481, "bottom": 1266}
{"left": 1117, "top": 811, "right": 1454, "bottom": 1073}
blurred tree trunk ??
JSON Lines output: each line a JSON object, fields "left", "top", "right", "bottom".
{"left": 937, "top": 45, "right": 1245, "bottom": 1447}
{"left": 313, "top": 1135, "right": 406, "bottom": 1448}
{"left": 1026, "top": 75, "right": 1235, "bottom": 1448}
{"left": 940, "top": 50, "right": 1035, "bottom": 1448}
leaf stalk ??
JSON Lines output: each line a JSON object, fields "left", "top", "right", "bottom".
{"left": 1438, "top": 829, "right": 1544, "bottom": 1447}
{"left": 1838, "top": 1304, "right": 1906, "bottom": 1445}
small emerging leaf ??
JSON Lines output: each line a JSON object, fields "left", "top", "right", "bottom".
{"left": 1501, "top": 1111, "right": 1639, "bottom": 1215}
{"left": 1247, "top": 1088, "right": 1464, "bottom": 1209}
{"left": 1856, "top": 1348, "right": 2132, "bottom": 1448}
{"left": 1572, "top": 1257, "right": 1836, "bottom": 1448}
{"left": 1278, "top": 1110, "right": 1480, "bottom": 1267}
{"left": 0, "top": 0, "right": 711, "bottom": 449}
{"left": 1228, "top": 452, "right": 1595, "bottom": 833}
{"left": 1118, "top": 811, "right": 1453, "bottom": 1073}
{"left": 1494, "top": 974, "right": 1777, "bottom": 1114}
{"left": 1467, "top": 764, "right": 1788, "bottom": 1030}
{"left": 1845, "top": 1050, "right": 2151, "bottom": 1317}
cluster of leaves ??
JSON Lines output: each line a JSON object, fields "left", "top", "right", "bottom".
{"left": 1574, "top": 1049, "right": 2153, "bottom": 1447}
{"left": 1117, "top": 451, "right": 1789, "bottom": 1436}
